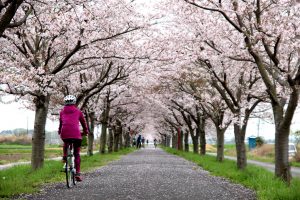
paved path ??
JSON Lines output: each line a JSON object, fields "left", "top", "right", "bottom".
{"left": 17, "top": 147, "right": 256, "bottom": 200}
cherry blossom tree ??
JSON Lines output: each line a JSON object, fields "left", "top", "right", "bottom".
{"left": 0, "top": 0, "right": 142, "bottom": 169}
{"left": 182, "top": 0, "right": 300, "bottom": 183}
{"left": 177, "top": 72, "right": 232, "bottom": 161}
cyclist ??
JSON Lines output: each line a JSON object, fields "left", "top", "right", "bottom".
{"left": 58, "top": 95, "right": 89, "bottom": 182}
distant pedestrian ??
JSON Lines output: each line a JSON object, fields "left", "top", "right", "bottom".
{"left": 146, "top": 139, "right": 149, "bottom": 146}
{"left": 137, "top": 134, "right": 142, "bottom": 148}
{"left": 133, "top": 137, "right": 136, "bottom": 147}
{"left": 154, "top": 138, "right": 157, "bottom": 148}
{"left": 141, "top": 137, "right": 145, "bottom": 148}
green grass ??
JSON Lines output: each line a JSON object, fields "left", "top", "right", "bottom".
{"left": 0, "top": 148, "right": 135, "bottom": 198}
{"left": 0, "top": 144, "right": 31, "bottom": 149}
{"left": 291, "top": 162, "right": 300, "bottom": 167}
{"left": 247, "top": 154, "right": 274, "bottom": 163}
{"left": 163, "top": 147, "right": 300, "bottom": 200}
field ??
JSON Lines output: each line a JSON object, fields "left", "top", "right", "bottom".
{"left": 0, "top": 135, "right": 92, "bottom": 164}
{"left": 0, "top": 144, "right": 68, "bottom": 164}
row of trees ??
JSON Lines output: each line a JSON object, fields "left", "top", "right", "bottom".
{"left": 0, "top": 0, "right": 149, "bottom": 169}
{"left": 145, "top": 0, "right": 299, "bottom": 184}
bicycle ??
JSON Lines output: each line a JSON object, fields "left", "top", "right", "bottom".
{"left": 63, "top": 141, "right": 77, "bottom": 188}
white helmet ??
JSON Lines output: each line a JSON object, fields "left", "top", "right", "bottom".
{"left": 64, "top": 95, "right": 76, "bottom": 105}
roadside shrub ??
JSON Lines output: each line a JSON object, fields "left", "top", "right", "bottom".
{"left": 0, "top": 135, "right": 31, "bottom": 145}
{"left": 252, "top": 144, "right": 274, "bottom": 157}
{"left": 256, "top": 136, "right": 265, "bottom": 147}
{"left": 294, "top": 152, "right": 300, "bottom": 162}
{"left": 206, "top": 144, "right": 216, "bottom": 152}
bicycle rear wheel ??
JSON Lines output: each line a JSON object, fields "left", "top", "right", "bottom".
{"left": 65, "top": 157, "right": 73, "bottom": 188}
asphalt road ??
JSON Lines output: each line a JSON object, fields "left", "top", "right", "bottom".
{"left": 17, "top": 146, "right": 256, "bottom": 200}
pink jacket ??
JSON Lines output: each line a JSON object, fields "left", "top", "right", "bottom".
{"left": 58, "top": 105, "right": 89, "bottom": 140}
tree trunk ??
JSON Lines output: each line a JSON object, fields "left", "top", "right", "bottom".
{"left": 124, "top": 128, "right": 130, "bottom": 148}
{"left": 31, "top": 95, "right": 50, "bottom": 170}
{"left": 275, "top": 126, "right": 291, "bottom": 183}
{"left": 87, "top": 112, "right": 95, "bottom": 156}
{"left": 184, "top": 130, "right": 189, "bottom": 152}
{"left": 108, "top": 127, "right": 113, "bottom": 153}
{"left": 166, "top": 135, "right": 171, "bottom": 147}
{"left": 99, "top": 101, "right": 110, "bottom": 154}
{"left": 100, "top": 123, "right": 107, "bottom": 154}
{"left": 272, "top": 96, "right": 298, "bottom": 183}
{"left": 216, "top": 128, "right": 225, "bottom": 162}
{"left": 113, "top": 132, "right": 119, "bottom": 152}
{"left": 119, "top": 126, "right": 123, "bottom": 149}
{"left": 177, "top": 129, "right": 183, "bottom": 150}
{"left": 178, "top": 129, "right": 183, "bottom": 151}
{"left": 190, "top": 129, "right": 199, "bottom": 154}
{"left": 172, "top": 132, "right": 177, "bottom": 149}
{"left": 199, "top": 118, "right": 206, "bottom": 155}
{"left": 192, "top": 137, "right": 199, "bottom": 154}
{"left": 113, "top": 120, "right": 122, "bottom": 152}
{"left": 161, "top": 134, "right": 166, "bottom": 146}
{"left": 234, "top": 123, "right": 247, "bottom": 169}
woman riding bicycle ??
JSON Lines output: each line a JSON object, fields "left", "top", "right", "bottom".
{"left": 58, "top": 95, "right": 89, "bottom": 182}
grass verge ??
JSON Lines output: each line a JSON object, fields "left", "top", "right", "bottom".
{"left": 198, "top": 144, "right": 300, "bottom": 168}
{"left": 163, "top": 147, "right": 300, "bottom": 200}
{"left": 0, "top": 148, "right": 135, "bottom": 198}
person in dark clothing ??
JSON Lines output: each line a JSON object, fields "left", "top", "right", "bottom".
{"left": 132, "top": 137, "right": 136, "bottom": 147}
{"left": 137, "top": 134, "right": 142, "bottom": 148}
{"left": 141, "top": 137, "right": 145, "bottom": 148}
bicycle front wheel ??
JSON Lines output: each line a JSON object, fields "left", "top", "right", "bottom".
{"left": 72, "top": 169, "right": 76, "bottom": 185}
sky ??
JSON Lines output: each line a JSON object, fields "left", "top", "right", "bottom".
{"left": 0, "top": 101, "right": 59, "bottom": 132}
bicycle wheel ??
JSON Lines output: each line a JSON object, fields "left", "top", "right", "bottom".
{"left": 71, "top": 164, "right": 77, "bottom": 186}
{"left": 65, "top": 156, "right": 73, "bottom": 188}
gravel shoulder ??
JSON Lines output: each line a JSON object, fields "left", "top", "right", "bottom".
{"left": 17, "top": 147, "right": 256, "bottom": 200}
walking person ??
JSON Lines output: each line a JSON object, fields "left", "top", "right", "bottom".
{"left": 58, "top": 95, "right": 90, "bottom": 182}
{"left": 154, "top": 138, "right": 157, "bottom": 148}
{"left": 136, "top": 134, "right": 142, "bottom": 148}
{"left": 132, "top": 137, "right": 136, "bottom": 147}
{"left": 141, "top": 136, "right": 145, "bottom": 148}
